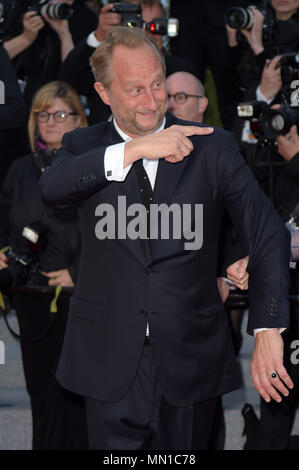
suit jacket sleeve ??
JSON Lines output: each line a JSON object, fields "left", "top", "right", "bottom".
{"left": 39, "top": 130, "right": 111, "bottom": 208}
{"left": 211, "top": 132, "right": 291, "bottom": 334}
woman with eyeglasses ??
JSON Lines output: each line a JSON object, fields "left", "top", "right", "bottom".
{"left": 0, "top": 81, "right": 88, "bottom": 449}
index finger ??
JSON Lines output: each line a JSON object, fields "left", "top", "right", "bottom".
{"left": 46, "top": 270, "right": 62, "bottom": 277}
{"left": 179, "top": 126, "right": 214, "bottom": 137}
{"left": 269, "top": 55, "right": 282, "bottom": 69}
{"left": 101, "top": 4, "right": 116, "bottom": 13}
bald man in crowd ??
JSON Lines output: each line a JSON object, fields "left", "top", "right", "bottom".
{"left": 166, "top": 71, "right": 208, "bottom": 123}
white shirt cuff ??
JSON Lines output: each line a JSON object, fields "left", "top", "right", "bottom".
{"left": 86, "top": 32, "right": 101, "bottom": 48}
{"left": 256, "top": 86, "right": 274, "bottom": 105}
{"left": 104, "top": 142, "right": 132, "bottom": 182}
{"left": 254, "top": 327, "right": 286, "bottom": 336}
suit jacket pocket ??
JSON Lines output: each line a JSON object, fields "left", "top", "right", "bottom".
{"left": 192, "top": 302, "right": 224, "bottom": 318}
{"left": 70, "top": 294, "right": 106, "bottom": 322}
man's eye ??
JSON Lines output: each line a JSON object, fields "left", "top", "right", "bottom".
{"left": 153, "top": 82, "right": 161, "bottom": 88}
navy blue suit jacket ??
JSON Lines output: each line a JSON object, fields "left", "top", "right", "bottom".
{"left": 40, "top": 112, "right": 290, "bottom": 405}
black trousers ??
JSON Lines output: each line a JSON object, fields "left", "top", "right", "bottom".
{"left": 14, "top": 292, "right": 88, "bottom": 450}
{"left": 84, "top": 342, "right": 224, "bottom": 450}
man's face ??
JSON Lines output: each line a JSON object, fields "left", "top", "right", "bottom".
{"left": 166, "top": 73, "right": 205, "bottom": 123}
{"left": 95, "top": 45, "right": 167, "bottom": 138}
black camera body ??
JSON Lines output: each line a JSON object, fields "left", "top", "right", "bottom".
{"left": 110, "top": 2, "right": 179, "bottom": 37}
{"left": 237, "top": 101, "right": 299, "bottom": 140}
{"left": 280, "top": 52, "right": 299, "bottom": 85}
{"left": 0, "top": 0, "right": 73, "bottom": 38}
{"left": 0, "top": 249, "right": 39, "bottom": 290}
{"left": 0, "top": 221, "right": 49, "bottom": 290}
{"left": 224, "top": 5, "right": 273, "bottom": 43}
{"left": 111, "top": 2, "right": 142, "bottom": 28}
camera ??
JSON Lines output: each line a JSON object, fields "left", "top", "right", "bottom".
{"left": 143, "top": 17, "right": 179, "bottom": 37}
{"left": 237, "top": 101, "right": 299, "bottom": 139}
{"left": 0, "top": 0, "right": 73, "bottom": 37}
{"left": 36, "top": 0, "right": 73, "bottom": 20}
{"left": 225, "top": 6, "right": 256, "bottom": 30}
{"left": 111, "top": 3, "right": 142, "bottom": 28}
{"left": 280, "top": 52, "right": 299, "bottom": 85}
{"left": 111, "top": 2, "right": 179, "bottom": 37}
{"left": 0, "top": 221, "right": 49, "bottom": 290}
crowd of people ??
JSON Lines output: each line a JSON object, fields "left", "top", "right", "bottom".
{"left": 0, "top": 0, "right": 299, "bottom": 451}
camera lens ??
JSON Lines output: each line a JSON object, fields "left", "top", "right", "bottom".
{"left": 271, "top": 114, "right": 285, "bottom": 132}
{"left": 41, "top": 2, "right": 73, "bottom": 20}
{"left": 225, "top": 7, "right": 253, "bottom": 30}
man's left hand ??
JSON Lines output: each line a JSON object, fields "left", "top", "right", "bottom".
{"left": 251, "top": 329, "right": 294, "bottom": 402}
{"left": 226, "top": 256, "right": 249, "bottom": 290}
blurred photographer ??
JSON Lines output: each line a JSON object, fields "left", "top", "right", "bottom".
{"left": 3, "top": 0, "right": 97, "bottom": 109}
{"left": 240, "top": 122, "right": 299, "bottom": 450}
{"left": 226, "top": 1, "right": 299, "bottom": 96}
{"left": 0, "top": 81, "right": 88, "bottom": 449}
{"left": 170, "top": 0, "right": 254, "bottom": 131}
{"left": 232, "top": 24, "right": 299, "bottom": 443}
{"left": 59, "top": 0, "right": 198, "bottom": 124}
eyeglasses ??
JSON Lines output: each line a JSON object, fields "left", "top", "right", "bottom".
{"left": 168, "top": 92, "right": 203, "bottom": 104}
{"left": 36, "top": 110, "right": 77, "bottom": 123}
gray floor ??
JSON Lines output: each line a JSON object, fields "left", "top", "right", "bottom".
{"left": 0, "top": 309, "right": 298, "bottom": 450}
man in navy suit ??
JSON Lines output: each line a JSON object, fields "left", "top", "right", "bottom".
{"left": 40, "top": 26, "right": 293, "bottom": 450}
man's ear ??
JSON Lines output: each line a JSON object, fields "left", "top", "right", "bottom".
{"left": 94, "top": 82, "right": 111, "bottom": 106}
{"left": 199, "top": 96, "right": 208, "bottom": 114}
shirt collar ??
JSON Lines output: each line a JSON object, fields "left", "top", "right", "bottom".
{"left": 113, "top": 117, "right": 166, "bottom": 142}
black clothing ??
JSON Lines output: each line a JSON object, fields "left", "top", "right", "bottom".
{"left": 0, "top": 151, "right": 86, "bottom": 449}
{"left": 169, "top": 0, "right": 251, "bottom": 130}
{"left": 40, "top": 115, "right": 290, "bottom": 404}
{"left": 84, "top": 342, "right": 224, "bottom": 450}
{"left": 39, "top": 114, "right": 290, "bottom": 450}
{"left": 13, "top": 291, "right": 88, "bottom": 450}
{"left": 231, "top": 10, "right": 299, "bottom": 102}
{"left": 0, "top": 151, "right": 80, "bottom": 278}
{"left": 59, "top": 41, "right": 199, "bottom": 125}
{"left": 14, "top": 0, "right": 98, "bottom": 109}
{"left": 0, "top": 46, "right": 28, "bottom": 188}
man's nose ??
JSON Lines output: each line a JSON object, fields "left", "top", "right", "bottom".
{"left": 143, "top": 90, "right": 158, "bottom": 110}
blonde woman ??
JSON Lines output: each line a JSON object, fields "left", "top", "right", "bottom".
{"left": 0, "top": 81, "right": 88, "bottom": 449}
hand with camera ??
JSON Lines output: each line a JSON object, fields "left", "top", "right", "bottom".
{"left": 240, "top": 7, "right": 265, "bottom": 56}
{"left": 259, "top": 55, "right": 282, "bottom": 101}
{"left": 225, "top": 23, "right": 238, "bottom": 48}
{"left": 95, "top": 3, "right": 121, "bottom": 43}
{"left": 4, "top": 10, "right": 45, "bottom": 60}
{"left": 276, "top": 125, "right": 299, "bottom": 162}
{"left": 42, "top": 1, "right": 74, "bottom": 61}
{"left": 22, "top": 10, "right": 45, "bottom": 46}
